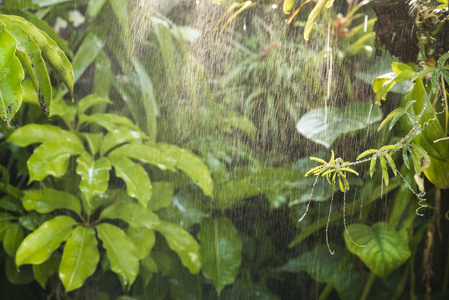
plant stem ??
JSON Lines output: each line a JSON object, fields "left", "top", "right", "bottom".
{"left": 360, "top": 272, "right": 375, "bottom": 300}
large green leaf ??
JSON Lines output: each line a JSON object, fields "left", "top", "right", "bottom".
{"left": 110, "top": 143, "right": 176, "bottom": 171}
{"left": 77, "top": 94, "right": 112, "bottom": 117}
{"left": 127, "top": 226, "right": 156, "bottom": 260}
{"left": 76, "top": 152, "right": 111, "bottom": 205}
{"left": 8, "top": 124, "right": 81, "bottom": 147}
{"left": 156, "top": 143, "right": 213, "bottom": 198}
{"left": 22, "top": 188, "right": 81, "bottom": 214}
{"left": 33, "top": 251, "right": 61, "bottom": 289}
{"left": 198, "top": 218, "right": 242, "bottom": 296}
{"left": 101, "top": 127, "right": 148, "bottom": 155}
{"left": 108, "top": 154, "right": 152, "bottom": 207}
{"left": 27, "top": 140, "right": 85, "bottom": 182}
{"left": 344, "top": 222, "right": 411, "bottom": 278}
{"left": 147, "top": 181, "right": 173, "bottom": 211}
{"left": 3, "top": 223, "right": 25, "bottom": 257}
{"left": 72, "top": 33, "right": 104, "bottom": 82}
{"left": 87, "top": 0, "right": 108, "bottom": 17}
{"left": 100, "top": 202, "right": 160, "bottom": 230}
{"left": 156, "top": 221, "right": 201, "bottom": 274}
{"left": 59, "top": 226, "right": 99, "bottom": 292}
{"left": 16, "top": 215, "right": 76, "bottom": 267}
{"left": 296, "top": 102, "right": 383, "bottom": 148}
{"left": 79, "top": 113, "right": 140, "bottom": 132}
{"left": 1, "top": 15, "right": 52, "bottom": 116}
{"left": 373, "top": 62, "right": 416, "bottom": 105}
{"left": 0, "top": 19, "right": 25, "bottom": 125}
{"left": 96, "top": 223, "right": 139, "bottom": 287}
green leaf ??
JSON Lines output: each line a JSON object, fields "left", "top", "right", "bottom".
{"left": 344, "top": 222, "right": 411, "bottom": 278}
{"left": 101, "top": 127, "right": 148, "bottom": 155}
{"left": 127, "top": 226, "right": 155, "bottom": 260}
{"left": 22, "top": 188, "right": 81, "bottom": 214}
{"left": 198, "top": 218, "right": 242, "bottom": 296}
{"left": 108, "top": 154, "right": 152, "bottom": 207}
{"left": 19, "top": 211, "right": 52, "bottom": 231}
{"left": 100, "top": 202, "right": 160, "bottom": 230}
{"left": 304, "top": 0, "right": 327, "bottom": 41}
{"left": 87, "top": 0, "right": 108, "bottom": 17}
{"left": 0, "top": 19, "right": 25, "bottom": 125}
{"left": 0, "top": 15, "right": 52, "bottom": 116}
{"left": 59, "top": 226, "right": 99, "bottom": 292}
{"left": 6, "top": 256, "right": 34, "bottom": 285}
{"left": 156, "top": 221, "right": 201, "bottom": 274}
{"left": 76, "top": 152, "right": 111, "bottom": 205}
{"left": 82, "top": 132, "right": 104, "bottom": 155}
{"left": 373, "top": 62, "right": 416, "bottom": 105}
{"left": 96, "top": 223, "right": 139, "bottom": 287}
{"left": 72, "top": 33, "right": 104, "bottom": 82}
{"left": 79, "top": 113, "right": 140, "bottom": 132}
{"left": 3, "top": 223, "right": 25, "bottom": 257}
{"left": 379, "top": 155, "right": 389, "bottom": 186}
{"left": 140, "top": 256, "right": 158, "bottom": 285}
{"left": 0, "top": 195, "right": 23, "bottom": 213}
{"left": 156, "top": 144, "right": 214, "bottom": 198}
{"left": 27, "top": 140, "right": 85, "bottom": 182}
{"left": 296, "top": 102, "right": 383, "bottom": 148}
{"left": 33, "top": 251, "right": 61, "bottom": 289}
{"left": 93, "top": 50, "right": 112, "bottom": 97}
{"left": 409, "top": 149, "right": 421, "bottom": 174}
{"left": 16, "top": 215, "right": 76, "bottom": 267}
{"left": 50, "top": 96, "right": 77, "bottom": 122}
{"left": 110, "top": 143, "right": 176, "bottom": 171}
{"left": 77, "top": 94, "right": 112, "bottom": 117}
{"left": 8, "top": 124, "right": 81, "bottom": 147}
{"left": 147, "top": 181, "right": 173, "bottom": 211}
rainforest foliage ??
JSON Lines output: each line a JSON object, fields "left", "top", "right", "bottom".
{"left": 0, "top": 0, "right": 448, "bottom": 299}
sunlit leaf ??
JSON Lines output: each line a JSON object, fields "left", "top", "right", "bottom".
{"left": 16, "top": 216, "right": 76, "bottom": 267}
{"left": 79, "top": 113, "right": 140, "bottom": 132}
{"left": 27, "top": 140, "right": 85, "bottom": 182}
{"left": 96, "top": 223, "right": 139, "bottom": 287}
{"left": 127, "top": 226, "right": 155, "bottom": 260}
{"left": 76, "top": 152, "right": 111, "bottom": 205}
{"left": 77, "top": 94, "right": 112, "bottom": 117}
{"left": 198, "top": 218, "right": 242, "bottom": 297}
{"left": 59, "top": 226, "right": 99, "bottom": 292}
{"left": 110, "top": 143, "right": 176, "bottom": 171}
{"left": 22, "top": 188, "right": 81, "bottom": 214}
{"left": 72, "top": 33, "right": 104, "bottom": 82}
{"left": 100, "top": 202, "right": 160, "bottom": 230}
{"left": 8, "top": 124, "right": 81, "bottom": 147}
{"left": 147, "top": 181, "right": 173, "bottom": 211}
{"left": 156, "top": 221, "right": 201, "bottom": 274}
{"left": 345, "top": 222, "right": 410, "bottom": 278}
{"left": 101, "top": 127, "right": 148, "bottom": 155}
{"left": 296, "top": 102, "right": 382, "bottom": 148}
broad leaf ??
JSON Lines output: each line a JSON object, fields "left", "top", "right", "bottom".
{"left": 19, "top": 211, "right": 52, "bottom": 231}
{"left": 72, "top": 33, "right": 104, "bottom": 82}
{"left": 344, "top": 222, "right": 411, "bottom": 278}
{"left": 16, "top": 215, "right": 76, "bottom": 267}
{"left": 79, "top": 113, "right": 140, "bottom": 132}
{"left": 22, "top": 188, "right": 81, "bottom": 214}
{"left": 27, "top": 140, "right": 85, "bottom": 182}
{"left": 140, "top": 256, "right": 158, "bottom": 285}
{"left": 373, "top": 62, "right": 416, "bottom": 105}
{"left": 296, "top": 102, "right": 382, "bottom": 148}
{"left": 108, "top": 154, "right": 151, "bottom": 207}
{"left": 147, "top": 181, "right": 173, "bottom": 211}
{"left": 156, "top": 143, "right": 213, "bottom": 198}
{"left": 156, "top": 221, "right": 201, "bottom": 274}
{"left": 0, "top": 19, "right": 25, "bottom": 125}
{"left": 33, "top": 251, "right": 61, "bottom": 289}
{"left": 3, "top": 223, "right": 25, "bottom": 257}
{"left": 198, "top": 218, "right": 242, "bottom": 296}
{"left": 0, "top": 195, "right": 23, "bottom": 213}
{"left": 8, "top": 124, "right": 81, "bottom": 147}
{"left": 87, "top": 0, "right": 108, "bottom": 17}
{"left": 127, "top": 226, "right": 156, "bottom": 260}
{"left": 100, "top": 202, "right": 160, "bottom": 229}
{"left": 59, "top": 226, "right": 99, "bottom": 292}
{"left": 101, "top": 127, "right": 148, "bottom": 155}
{"left": 96, "top": 223, "right": 139, "bottom": 287}
{"left": 77, "top": 94, "right": 112, "bottom": 117}
{"left": 76, "top": 152, "right": 111, "bottom": 205}
{"left": 110, "top": 143, "right": 176, "bottom": 171}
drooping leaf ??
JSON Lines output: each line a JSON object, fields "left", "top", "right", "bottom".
{"left": 76, "top": 152, "right": 111, "bottom": 205}
{"left": 296, "top": 102, "right": 382, "bottom": 148}
{"left": 156, "top": 143, "right": 214, "bottom": 198}
{"left": 3, "top": 223, "right": 25, "bottom": 257}
{"left": 22, "top": 188, "right": 81, "bottom": 214}
{"left": 373, "top": 62, "right": 416, "bottom": 105}
{"left": 8, "top": 124, "right": 81, "bottom": 147}
{"left": 27, "top": 140, "right": 85, "bottom": 182}
{"left": 156, "top": 221, "right": 201, "bottom": 274}
{"left": 0, "top": 195, "right": 23, "bottom": 213}
{"left": 77, "top": 94, "right": 112, "bottom": 117}
{"left": 0, "top": 19, "right": 25, "bottom": 125}
{"left": 59, "top": 226, "right": 99, "bottom": 292}
{"left": 101, "top": 127, "right": 148, "bottom": 155}
{"left": 344, "top": 222, "right": 411, "bottom": 278}
{"left": 304, "top": 0, "right": 327, "bottom": 40}
{"left": 79, "top": 113, "right": 140, "bottom": 132}
{"left": 6, "top": 256, "right": 34, "bottom": 285}
{"left": 108, "top": 154, "right": 152, "bottom": 207}
{"left": 16, "top": 216, "right": 76, "bottom": 267}
{"left": 100, "top": 202, "right": 160, "bottom": 230}
{"left": 72, "top": 33, "right": 104, "bottom": 82}
{"left": 140, "top": 256, "right": 158, "bottom": 285}
{"left": 147, "top": 181, "right": 173, "bottom": 211}
{"left": 19, "top": 211, "right": 52, "bottom": 231}
{"left": 33, "top": 251, "right": 61, "bottom": 289}
{"left": 110, "top": 143, "right": 176, "bottom": 171}
{"left": 198, "top": 218, "right": 242, "bottom": 296}
{"left": 96, "top": 223, "right": 139, "bottom": 287}
{"left": 127, "top": 226, "right": 156, "bottom": 260}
